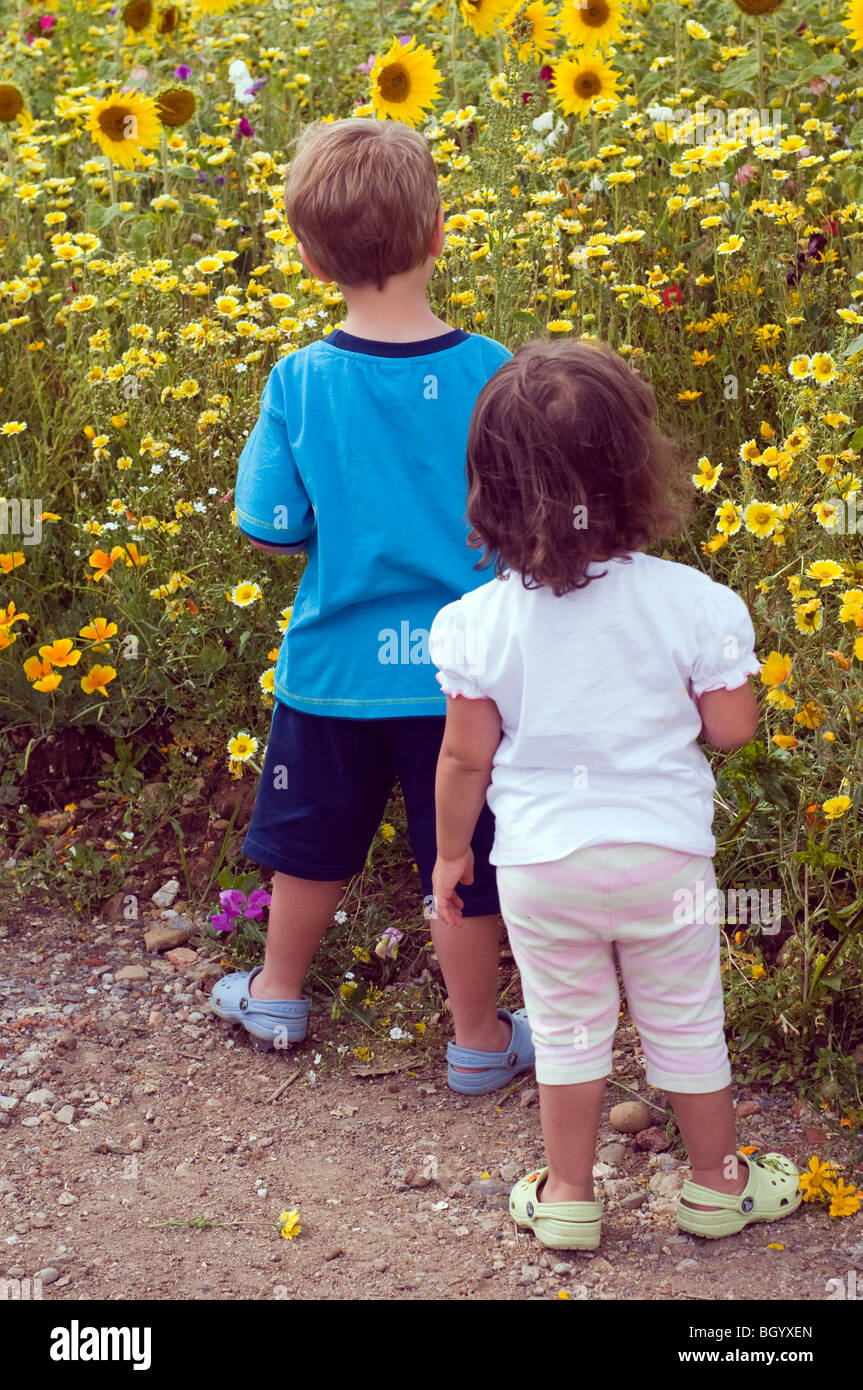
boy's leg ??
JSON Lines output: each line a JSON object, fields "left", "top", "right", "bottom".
{"left": 250, "top": 873, "right": 345, "bottom": 1000}
{"left": 394, "top": 716, "right": 510, "bottom": 1057}
{"left": 239, "top": 702, "right": 396, "bottom": 1001}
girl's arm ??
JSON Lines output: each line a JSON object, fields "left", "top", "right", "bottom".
{"left": 696, "top": 679, "right": 759, "bottom": 751}
{"left": 432, "top": 695, "right": 502, "bottom": 927}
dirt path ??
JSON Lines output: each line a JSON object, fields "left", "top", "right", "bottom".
{"left": 1, "top": 895, "right": 861, "bottom": 1303}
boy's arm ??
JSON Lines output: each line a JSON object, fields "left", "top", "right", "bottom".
{"left": 235, "top": 372, "right": 315, "bottom": 550}
{"left": 432, "top": 695, "right": 501, "bottom": 927}
{"left": 241, "top": 532, "right": 308, "bottom": 555}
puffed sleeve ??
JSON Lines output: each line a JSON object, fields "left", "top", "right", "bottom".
{"left": 234, "top": 367, "right": 315, "bottom": 549}
{"left": 429, "top": 600, "right": 488, "bottom": 700}
{"left": 690, "top": 582, "right": 760, "bottom": 697}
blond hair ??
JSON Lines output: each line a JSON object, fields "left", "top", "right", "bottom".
{"left": 283, "top": 118, "right": 441, "bottom": 292}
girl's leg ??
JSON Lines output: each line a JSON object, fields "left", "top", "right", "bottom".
{"left": 430, "top": 913, "right": 511, "bottom": 1055}
{"left": 666, "top": 1086, "right": 748, "bottom": 1208}
{"left": 249, "top": 871, "right": 345, "bottom": 1000}
{"left": 538, "top": 1077, "right": 607, "bottom": 1204}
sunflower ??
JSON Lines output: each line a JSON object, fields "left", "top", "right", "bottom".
{"left": 508, "top": 1, "right": 558, "bottom": 60}
{"left": 369, "top": 37, "right": 442, "bottom": 127}
{"left": 155, "top": 86, "right": 196, "bottom": 127}
{"left": 86, "top": 90, "right": 162, "bottom": 169}
{"left": 192, "top": 0, "right": 239, "bottom": 13}
{"left": 559, "top": 0, "right": 624, "bottom": 49}
{"left": 733, "top": 0, "right": 784, "bottom": 13}
{"left": 157, "top": 4, "right": 181, "bottom": 33}
{"left": 845, "top": 0, "right": 863, "bottom": 50}
{"left": 460, "top": 0, "right": 515, "bottom": 38}
{"left": 552, "top": 52, "right": 621, "bottom": 119}
{"left": 0, "top": 82, "right": 34, "bottom": 132}
{"left": 123, "top": 0, "right": 153, "bottom": 31}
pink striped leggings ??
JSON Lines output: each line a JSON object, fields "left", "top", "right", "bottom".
{"left": 496, "top": 843, "right": 731, "bottom": 1092}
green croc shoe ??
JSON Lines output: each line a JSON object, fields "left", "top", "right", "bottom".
{"left": 509, "top": 1167, "right": 603, "bottom": 1251}
{"left": 677, "top": 1151, "right": 802, "bottom": 1239}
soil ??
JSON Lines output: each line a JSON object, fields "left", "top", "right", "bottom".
{"left": 1, "top": 895, "right": 861, "bottom": 1303}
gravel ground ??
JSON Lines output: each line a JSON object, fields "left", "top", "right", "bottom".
{"left": 1, "top": 891, "right": 861, "bottom": 1303}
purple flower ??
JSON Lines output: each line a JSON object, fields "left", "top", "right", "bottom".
{"left": 40, "top": 15, "right": 57, "bottom": 28}
{"left": 249, "top": 77, "right": 269, "bottom": 95}
{"left": 174, "top": 65, "right": 192, "bottom": 80}
{"left": 374, "top": 926, "right": 404, "bottom": 961}
{"left": 210, "top": 912, "right": 237, "bottom": 934}
{"left": 197, "top": 170, "right": 207, "bottom": 183}
{"left": 357, "top": 53, "right": 377, "bottom": 75}
{"left": 243, "top": 888, "right": 272, "bottom": 921}
{"left": 215, "top": 175, "right": 225, "bottom": 185}
{"left": 219, "top": 888, "right": 246, "bottom": 917}
{"left": 234, "top": 115, "right": 254, "bottom": 140}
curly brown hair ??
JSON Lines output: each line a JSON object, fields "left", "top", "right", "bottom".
{"left": 465, "top": 338, "right": 691, "bottom": 596}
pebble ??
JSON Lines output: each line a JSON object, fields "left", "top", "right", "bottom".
{"left": 677, "top": 1258, "right": 699, "bottom": 1271}
{"left": 25, "top": 1088, "right": 56, "bottom": 1107}
{"left": 37, "top": 1267, "right": 60, "bottom": 1285}
{"left": 57, "top": 1192, "right": 77, "bottom": 1206}
{"left": 519, "top": 1088, "right": 538, "bottom": 1108}
{"left": 609, "top": 1101, "right": 651, "bottom": 1134}
{"left": 620, "top": 1192, "right": 647, "bottom": 1211}
{"left": 166, "top": 948, "right": 198, "bottom": 967}
{"left": 115, "top": 965, "right": 148, "bottom": 983}
{"left": 151, "top": 879, "right": 180, "bottom": 909}
{"left": 323, "top": 1248, "right": 344, "bottom": 1262}
{"left": 586, "top": 1256, "right": 614, "bottom": 1276}
{"left": 143, "top": 925, "right": 189, "bottom": 953}
{"left": 0, "top": 1096, "right": 20, "bottom": 1113}
{"left": 597, "top": 1142, "right": 626, "bottom": 1164}
{"left": 477, "top": 1267, "right": 495, "bottom": 1279}
{"left": 553, "top": 1261, "right": 570, "bottom": 1275}
{"left": 519, "top": 1265, "right": 542, "bottom": 1284}
{"left": 373, "top": 1258, "right": 389, "bottom": 1272}
{"left": 635, "top": 1126, "right": 670, "bottom": 1153}
{"left": 55, "top": 1106, "right": 75, "bottom": 1125}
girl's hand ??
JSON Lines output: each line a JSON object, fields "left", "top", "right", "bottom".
{"left": 431, "top": 850, "right": 474, "bottom": 928}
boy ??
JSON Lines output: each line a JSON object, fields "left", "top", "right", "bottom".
{"left": 211, "top": 118, "right": 534, "bottom": 1094}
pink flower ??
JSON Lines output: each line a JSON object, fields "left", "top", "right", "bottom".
{"left": 734, "top": 163, "right": 757, "bottom": 186}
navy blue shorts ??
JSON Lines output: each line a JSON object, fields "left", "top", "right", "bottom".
{"left": 242, "top": 702, "right": 500, "bottom": 918}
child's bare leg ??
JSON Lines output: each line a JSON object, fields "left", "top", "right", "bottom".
{"left": 666, "top": 1085, "right": 748, "bottom": 1209}
{"left": 249, "top": 871, "right": 344, "bottom": 1000}
{"left": 430, "top": 913, "right": 511, "bottom": 1063}
{"left": 537, "top": 1077, "right": 607, "bottom": 1203}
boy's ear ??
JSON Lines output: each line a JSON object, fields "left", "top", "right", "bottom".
{"left": 428, "top": 205, "right": 445, "bottom": 258}
{"left": 296, "top": 239, "right": 329, "bottom": 283}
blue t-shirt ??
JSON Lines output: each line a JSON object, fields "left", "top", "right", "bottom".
{"left": 234, "top": 328, "right": 511, "bottom": 718}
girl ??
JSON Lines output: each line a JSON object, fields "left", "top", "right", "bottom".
{"left": 429, "top": 339, "right": 801, "bottom": 1249}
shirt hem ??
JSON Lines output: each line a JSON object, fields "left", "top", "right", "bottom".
{"left": 491, "top": 832, "right": 716, "bottom": 866}
{"left": 275, "top": 685, "right": 446, "bottom": 717}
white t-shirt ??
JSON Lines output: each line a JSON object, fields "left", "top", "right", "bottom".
{"left": 428, "top": 552, "right": 760, "bottom": 865}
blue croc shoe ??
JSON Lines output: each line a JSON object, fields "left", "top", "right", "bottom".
{"left": 447, "top": 1007, "right": 535, "bottom": 1096}
{"left": 210, "top": 967, "right": 309, "bottom": 1051}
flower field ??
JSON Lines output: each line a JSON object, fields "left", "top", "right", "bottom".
{"left": 1, "top": 0, "right": 862, "bottom": 1116}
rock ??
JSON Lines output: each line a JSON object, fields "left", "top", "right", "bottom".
{"left": 477, "top": 1266, "right": 495, "bottom": 1279}
{"left": 553, "top": 1261, "right": 570, "bottom": 1274}
{"left": 0, "top": 1095, "right": 20, "bottom": 1113}
{"left": 466, "top": 1178, "right": 510, "bottom": 1208}
{"left": 676, "top": 1258, "right": 698, "bottom": 1271}
{"left": 735, "top": 1099, "right": 758, "bottom": 1118}
{"left": 648, "top": 1169, "right": 688, "bottom": 1198}
{"left": 143, "top": 925, "right": 190, "bottom": 952}
{"left": 30, "top": 1213, "right": 50, "bottom": 1228}
{"left": 147, "top": 1011, "right": 165, "bottom": 1027}
{"left": 102, "top": 893, "right": 131, "bottom": 923}
{"left": 598, "top": 1142, "right": 626, "bottom": 1164}
{"left": 609, "top": 1101, "right": 651, "bottom": 1134}
{"left": 373, "top": 1257, "right": 389, "bottom": 1272}
{"left": 37, "top": 812, "right": 70, "bottom": 833}
{"left": 57, "top": 1191, "right": 77, "bottom": 1206}
{"left": 655, "top": 1153, "right": 679, "bottom": 1170}
{"left": 0, "top": 1113, "right": 9, "bottom": 1128}
{"left": 404, "top": 1168, "right": 434, "bottom": 1189}
{"left": 165, "top": 947, "right": 198, "bottom": 966}
{"left": 55, "top": 1106, "right": 75, "bottom": 1125}
{"left": 585, "top": 1256, "right": 614, "bottom": 1277}
{"left": 519, "top": 1087, "right": 538, "bottom": 1108}
{"left": 37, "top": 1267, "right": 60, "bottom": 1285}
{"left": 635, "top": 1126, "right": 670, "bottom": 1152}
{"left": 114, "top": 965, "right": 148, "bottom": 983}
{"left": 620, "top": 1192, "right": 647, "bottom": 1211}
{"left": 519, "top": 1265, "right": 542, "bottom": 1285}
{"left": 21, "top": 1116, "right": 42, "bottom": 1128}
{"left": 323, "top": 1248, "right": 344, "bottom": 1262}
{"left": 25, "top": 1088, "right": 56, "bottom": 1107}
{"left": 151, "top": 879, "right": 180, "bottom": 909}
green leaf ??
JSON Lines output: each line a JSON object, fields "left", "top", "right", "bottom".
{"left": 847, "top": 119, "right": 863, "bottom": 146}
{"left": 851, "top": 426, "right": 863, "bottom": 451}
{"left": 514, "top": 310, "right": 542, "bottom": 327}
{"left": 844, "top": 331, "right": 863, "bottom": 360}
{"left": 718, "top": 55, "right": 761, "bottom": 94}
{"left": 86, "top": 202, "right": 124, "bottom": 232}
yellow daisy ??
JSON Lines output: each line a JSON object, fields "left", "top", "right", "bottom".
{"left": 559, "top": 0, "right": 624, "bottom": 49}
{"left": 460, "top": 0, "right": 515, "bottom": 37}
{"left": 369, "top": 38, "right": 442, "bottom": 128}
{"left": 552, "top": 52, "right": 621, "bottom": 119}
{"left": 86, "top": 90, "right": 162, "bottom": 169}
{"left": 810, "top": 352, "right": 838, "bottom": 385}
{"left": 743, "top": 501, "right": 777, "bottom": 537}
{"left": 822, "top": 796, "right": 852, "bottom": 820}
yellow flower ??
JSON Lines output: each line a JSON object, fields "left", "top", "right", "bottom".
{"left": 369, "top": 38, "right": 442, "bottom": 128}
{"left": 810, "top": 353, "right": 838, "bottom": 385}
{"left": 692, "top": 457, "right": 722, "bottom": 492}
{"left": 751, "top": 962, "right": 767, "bottom": 980}
{"left": 80, "top": 664, "right": 117, "bottom": 698}
{"left": 0, "top": 552, "right": 25, "bottom": 574}
{"left": 380, "top": 822, "right": 396, "bottom": 842}
{"left": 798, "top": 1156, "right": 835, "bottom": 1202}
{"left": 794, "top": 599, "right": 822, "bottom": 635}
{"left": 822, "top": 796, "right": 852, "bottom": 820}
{"left": 508, "top": 1, "right": 558, "bottom": 60}
{"left": 772, "top": 734, "right": 798, "bottom": 750}
{"left": 806, "top": 560, "right": 844, "bottom": 587}
{"left": 715, "top": 501, "right": 742, "bottom": 536}
{"left": 86, "top": 90, "right": 162, "bottom": 170}
{"left": 552, "top": 53, "right": 621, "bottom": 120}
{"left": 788, "top": 354, "right": 811, "bottom": 380}
{"left": 547, "top": 319, "right": 573, "bottom": 333}
{"left": 743, "top": 502, "right": 777, "bottom": 538}
{"left": 0, "top": 83, "right": 34, "bottom": 132}
{"left": 795, "top": 701, "right": 826, "bottom": 729}
{"left": 227, "top": 732, "right": 257, "bottom": 761}
{"left": 460, "top": 0, "right": 515, "bottom": 38}
{"left": 279, "top": 1209, "right": 301, "bottom": 1239}
{"left": 559, "top": 0, "right": 624, "bottom": 49}
{"left": 717, "top": 235, "right": 744, "bottom": 256}
{"left": 843, "top": 0, "right": 863, "bottom": 52}
{"left": 760, "top": 652, "right": 792, "bottom": 688}
{"left": 39, "top": 638, "right": 82, "bottom": 668}
{"left": 824, "top": 1178, "right": 861, "bottom": 1218}
{"left": 227, "top": 582, "right": 262, "bottom": 607}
